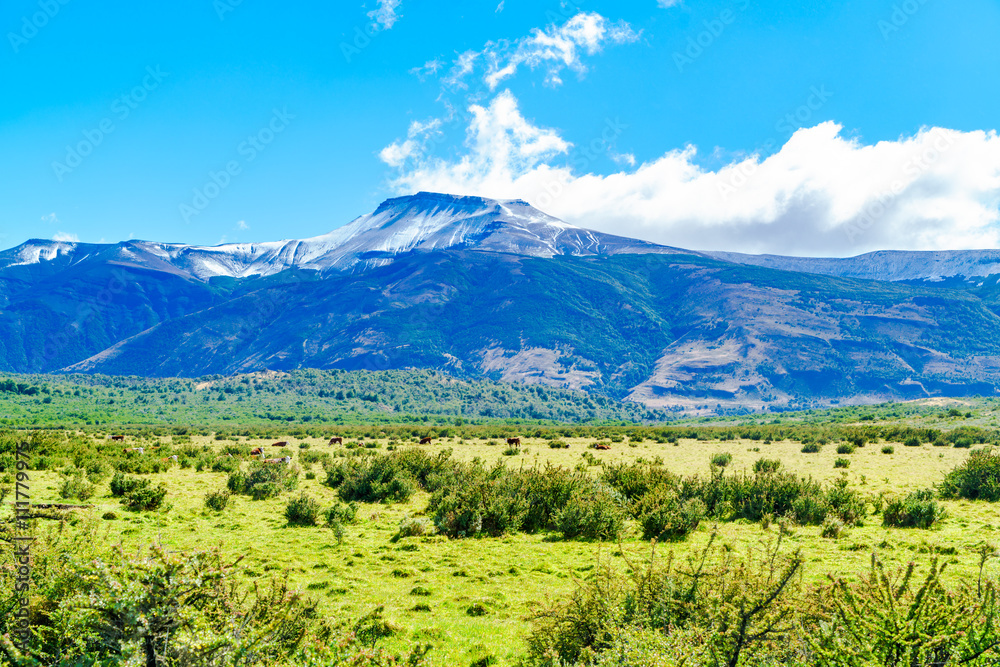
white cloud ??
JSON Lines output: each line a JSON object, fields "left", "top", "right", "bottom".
{"left": 236, "top": 220, "right": 249, "bottom": 230}
{"left": 612, "top": 152, "right": 637, "bottom": 167}
{"left": 483, "top": 12, "right": 639, "bottom": 89}
{"left": 52, "top": 232, "right": 79, "bottom": 243}
{"left": 368, "top": 0, "right": 401, "bottom": 30}
{"left": 379, "top": 117, "right": 445, "bottom": 168}
{"left": 409, "top": 59, "right": 443, "bottom": 82}
{"left": 434, "top": 12, "right": 638, "bottom": 91}
{"left": 496, "top": 1, "right": 505, "bottom": 12}
{"left": 384, "top": 101, "right": 1000, "bottom": 256}
{"left": 382, "top": 91, "right": 570, "bottom": 187}
{"left": 657, "top": 0, "right": 682, "bottom": 7}
{"left": 41, "top": 212, "right": 59, "bottom": 224}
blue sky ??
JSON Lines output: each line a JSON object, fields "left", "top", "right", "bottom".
{"left": 2, "top": 0, "right": 999, "bottom": 255}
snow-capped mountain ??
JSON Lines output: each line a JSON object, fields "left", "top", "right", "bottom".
{"left": 0, "top": 193, "right": 679, "bottom": 282}
{"left": 705, "top": 249, "right": 1000, "bottom": 283}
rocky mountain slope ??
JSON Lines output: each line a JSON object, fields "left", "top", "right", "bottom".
{"left": 4, "top": 192, "right": 1000, "bottom": 414}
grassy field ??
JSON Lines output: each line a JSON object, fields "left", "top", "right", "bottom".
{"left": 6, "top": 429, "right": 998, "bottom": 666}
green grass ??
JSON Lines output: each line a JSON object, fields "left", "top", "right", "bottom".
{"left": 6, "top": 429, "right": 999, "bottom": 665}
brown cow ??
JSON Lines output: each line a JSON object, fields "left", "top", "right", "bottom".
{"left": 110, "top": 435, "right": 125, "bottom": 442}
{"left": 250, "top": 447, "right": 263, "bottom": 456}
{"left": 594, "top": 444, "right": 611, "bottom": 451}
{"left": 123, "top": 447, "right": 145, "bottom": 454}
{"left": 419, "top": 437, "right": 433, "bottom": 444}
{"left": 329, "top": 437, "right": 343, "bottom": 445}
{"left": 271, "top": 441, "right": 288, "bottom": 448}
{"left": 507, "top": 437, "right": 521, "bottom": 446}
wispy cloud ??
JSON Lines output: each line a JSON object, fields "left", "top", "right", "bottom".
{"left": 409, "top": 59, "right": 443, "bottom": 82}
{"left": 657, "top": 0, "right": 683, "bottom": 7}
{"left": 478, "top": 12, "right": 640, "bottom": 90}
{"left": 368, "top": 0, "right": 401, "bottom": 30}
{"left": 385, "top": 109, "right": 1000, "bottom": 256}
{"left": 41, "top": 212, "right": 59, "bottom": 224}
{"left": 236, "top": 220, "right": 249, "bottom": 230}
{"left": 52, "top": 231, "right": 79, "bottom": 243}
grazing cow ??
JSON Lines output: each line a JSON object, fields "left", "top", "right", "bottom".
{"left": 594, "top": 444, "right": 611, "bottom": 451}
{"left": 262, "top": 456, "right": 292, "bottom": 465}
{"left": 124, "top": 447, "right": 145, "bottom": 455}
{"left": 329, "top": 437, "right": 343, "bottom": 445}
{"left": 111, "top": 435, "right": 125, "bottom": 442}
{"left": 419, "top": 437, "right": 433, "bottom": 444}
{"left": 250, "top": 447, "right": 263, "bottom": 456}
{"left": 271, "top": 441, "right": 288, "bottom": 448}
{"left": 507, "top": 437, "right": 521, "bottom": 446}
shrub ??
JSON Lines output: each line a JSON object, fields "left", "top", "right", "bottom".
{"left": 836, "top": 443, "right": 856, "bottom": 455}
{"left": 881, "top": 446, "right": 895, "bottom": 455}
{"left": 59, "top": 473, "right": 95, "bottom": 501}
{"left": 753, "top": 458, "right": 782, "bottom": 474}
{"left": 325, "top": 501, "right": 358, "bottom": 527}
{"left": 393, "top": 516, "right": 435, "bottom": 541}
{"left": 285, "top": 493, "right": 321, "bottom": 526}
{"left": 325, "top": 454, "right": 416, "bottom": 503}
{"left": 940, "top": 448, "right": 1000, "bottom": 500}
{"left": 503, "top": 446, "right": 521, "bottom": 456}
{"left": 555, "top": 482, "right": 626, "bottom": 541}
{"left": 548, "top": 440, "right": 570, "bottom": 449}
{"left": 820, "top": 516, "right": 845, "bottom": 539}
{"left": 904, "top": 436, "right": 921, "bottom": 447}
{"left": 632, "top": 487, "right": 706, "bottom": 541}
{"left": 204, "top": 490, "right": 230, "bottom": 512}
{"left": 228, "top": 461, "right": 298, "bottom": 500}
{"left": 883, "top": 489, "right": 946, "bottom": 529}
{"left": 954, "top": 437, "right": 974, "bottom": 449}
{"left": 109, "top": 471, "right": 143, "bottom": 497}
{"left": 124, "top": 483, "right": 167, "bottom": 511}
{"left": 801, "top": 443, "right": 821, "bottom": 454}
{"left": 711, "top": 452, "right": 733, "bottom": 468}
{"left": 101, "top": 511, "right": 117, "bottom": 520}
{"left": 834, "top": 458, "right": 850, "bottom": 469}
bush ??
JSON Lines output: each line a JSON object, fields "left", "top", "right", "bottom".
{"left": 632, "top": 487, "right": 706, "bottom": 541}
{"left": 59, "top": 473, "right": 95, "bottom": 501}
{"left": 881, "top": 445, "right": 895, "bottom": 455}
{"left": 228, "top": 461, "right": 299, "bottom": 500}
{"left": 753, "top": 458, "right": 782, "bottom": 474}
{"left": 393, "top": 516, "right": 435, "bottom": 541}
{"left": 325, "top": 501, "right": 358, "bottom": 527}
{"left": 834, "top": 458, "right": 850, "bottom": 469}
{"left": 836, "top": 443, "right": 856, "bottom": 455}
{"left": 124, "top": 483, "right": 167, "bottom": 511}
{"left": 801, "top": 443, "right": 821, "bottom": 454}
{"left": 820, "top": 516, "right": 845, "bottom": 539}
{"left": 109, "top": 471, "right": 144, "bottom": 497}
{"left": 555, "top": 482, "right": 627, "bottom": 541}
{"left": 940, "top": 448, "right": 1000, "bottom": 500}
{"left": 204, "top": 490, "right": 230, "bottom": 512}
{"left": 325, "top": 454, "right": 416, "bottom": 503}
{"left": 883, "top": 489, "right": 947, "bottom": 529}
{"left": 285, "top": 492, "right": 321, "bottom": 526}
{"left": 711, "top": 452, "right": 733, "bottom": 468}
{"left": 904, "top": 436, "right": 921, "bottom": 447}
